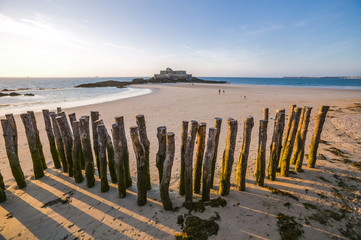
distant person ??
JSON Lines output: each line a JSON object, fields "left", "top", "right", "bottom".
{"left": 219, "top": 89, "right": 221, "bottom": 95}
{"left": 223, "top": 90, "right": 225, "bottom": 94}
{"left": 244, "top": 96, "right": 247, "bottom": 99}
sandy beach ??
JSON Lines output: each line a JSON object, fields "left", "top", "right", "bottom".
{"left": 0, "top": 83, "right": 361, "bottom": 239}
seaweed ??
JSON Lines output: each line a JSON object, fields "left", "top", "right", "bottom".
{"left": 316, "top": 192, "right": 328, "bottom": 199}
{"left": 318, "top": 176, "right": 331, "bottom": 183}
{"left": 41, "top": 191, "right": 74, "bottom": 208}
{"left": 185, "top": 197, "right": 227, "bottom": 213}
{"left": 318, "top": 154, "right": 327, "bottom": 160}
{"left": 276, "top": 213, "right": 304, "bottom": 240}
{"left": 319, "top": 140, "right": 330, "bottom": 145}
{"left": 265, "top": 186, "right": 299, "bottom": 201}
{"left": 175, "top": 213, "right": 220, "bottom": 240}
{"left": 302, "top": 203, "right": 318, "bottom": 210}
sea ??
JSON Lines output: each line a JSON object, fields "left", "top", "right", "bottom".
{"left": 0, "top": 77, "right": 360, "bottom": 116}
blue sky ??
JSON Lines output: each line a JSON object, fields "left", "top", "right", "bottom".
{"left": 0, "top": 0, "right": 360, "bottom": 77}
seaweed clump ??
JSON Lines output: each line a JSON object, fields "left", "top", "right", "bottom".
{"left": 265, "top": 185, "right": 299, "bottom": 201}
{"left": 185, "top": 197, "right": 227, "bottom": 213}
{"left": 276, "top": 213, "right": 304, "bottom": 240}
{"left": 175, "top": 214, "right": 220, "bottom": 240}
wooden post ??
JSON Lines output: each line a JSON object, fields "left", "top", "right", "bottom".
{"left": 94, "top": 119, "right": 117, "bottom": 183}
{"left": 179, "top": 120, "right": 188, "bottom": 196}
{"left": 42, "top": 110, "right": 61, "bottom": 169}
{"left": 160, "top": 132, "right": 175, "bottom": 210}
{"left": 57, "top": 107, "right": 62, "bottom": 114}
{"left": 71, "top": 121, "right": 84, "bottom": 183}
{"left": 5, "top": 114, "right": 17, "bottom": 155}
{"left": 50, "top": 113, "right": 68, "bottom": 172}
{"left": 308, "top": 106, "right": 330, "bottom": 168}
{"left": 0, "top": 171, "right": 5, "bottom": 202}
{"left": 112, "top": 123, "right": 126, "bottom": 198}
{"left": 268, "top": 111, "right": 285, "bottom": 181}
{"left": 27, "top": 111, "right": 47, "bottom": 169}
{"left": 236, "top": 116, "right": 254, "bottom": 191}
{"left": 1, "top": 119, "right": 26, "bottom": 189}
{"left": 275, "top": 109, "right": 286, "bottom": 168}
{"left": 263, "top": 108, "right": 269, "bottom": 121}
{"left": 156, "top": 126, "right": 167, "bottom": 184}
{"left": 56, "top": 115, "right": 74, "bottom": 177}
{"left": 280, "top": 104, "right": 296, "bottom": 166}
{"left": 254, "top": 120, "right": 268, "bottom": 186}
{"left": 290, "top": 107, "right": 305, "bottom": 165}
{"left": 97, "top": 124, "right": 109, "bottom": 192}
{"left": 294, "top": 107, "right": 313, "bottom": 171}
{"left": 130, "top": 126, "right": 147, "bottom": 206}
{"left": 20, "top": 113, "right": 44, "bottom": 179}
{"left": 202, "top": 128, "right": 217, "bottom": 201}
{"left": 211, "top": 117, "right": 222, "bottom": 188}
{"left": 91, "top": 111, "right": 101, "bottom": 177}
{"left": 0, "top": 171, "right": 5, "bottom": 190}
{"left": 193, "top": 122, "right": 206, "bottom": 194}
{"left": 136, "top": 114, "right": 151, "bottom": 190}
{"left": 280, "top": 107, "right": 302, "bottom": 177}
{"left": 219, "top": 118, "right": 238, "bottom": 196}
{"left": 69, "top": 113, "right": 85, "bottom": 169}
{"left": 114, "top": 116, "right": 132, "bottom": 188}
{"left": 184, "top": 120, "right": 198, "bottom": 209}
{"left": 79, "top": 116, "right": 95, "bottom": 188}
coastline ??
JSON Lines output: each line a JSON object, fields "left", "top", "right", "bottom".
{"left": 0, "top": 83, "right": 361, "bottom": 239}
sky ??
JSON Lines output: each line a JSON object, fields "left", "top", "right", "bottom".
{"left": 0, "top": 0, "right": 360, "bottom": 77}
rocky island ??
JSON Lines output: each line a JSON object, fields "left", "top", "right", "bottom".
{"left": 75, "top": 68, "right": 227, "bottom": 88}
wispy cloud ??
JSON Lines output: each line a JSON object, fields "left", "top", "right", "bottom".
{"left": 295, "top": 20, "right": 309, "bottom": 27}
{"left": 241, "top": 24, "right": 284, "bottom": 35}
{"left": 0, "top": 13, "right": 92, "bottom": 50}
{"left": 105, "top": 42, "right": 145, "bottom": 53}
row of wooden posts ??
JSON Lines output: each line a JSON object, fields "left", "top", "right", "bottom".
{"left": 0, "top": 105, "right": 329, "bottom": 210}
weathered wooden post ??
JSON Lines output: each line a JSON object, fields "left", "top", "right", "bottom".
{"left": 236, "top": 117, "right": 254, "bottom": 191}
{"left": 97, "top": 124, "right": 109, "bottom": 192}
{"left": 263, "top": 108, "right": 269, "bottom": 121}
{"left": 56, "top": 115, "right": 74, "bottom": 177}
{"left": 21, "top": 113, "right": 44, "bottom": 179}
{"left": 5, "top": 114, "right": 17, "bottom": 155}
{"left": 193, "top": 122, "right": 206, "bottom": 194}
{"left": 114, "top": 116, "right": 132, "bottom": 188}
{"left": 42, "top": 110, "right": 61, "bottom": 169}
{"left": 27, "top": 111, "right": 47, "bottom": 169}
{"left": 0, "top": 171, "right": 5, "bottom": 191}
{"left": 94, "top": 119, "right": 117, "bottom": 183}
{"left": 280, "top": 104, "right": 296, "bottom": 166}
{"left": 112, "top": 123, "right": 126, "bottom": 198}
{"left": 268, "top": 111, "right": 285, "bottom": 181}
{"left": 290, "top": 107, "right": 305, "bottom": 165}
{"left": 211, "top": 117, "right": 222, "bottom": 188}
{"left": 179, "top": 120, "right": 188, "bottom": 196}
{"left": 68, "top": 113, "right": 85, "bottom": 170}
{"left": 202, "top": 128, "right": 217, "bottom": 201}
{"left": 136, "top": 114, "right": 151, "bottom": 190}
{"left": 130, "top": 126, "right": 147, "bottom": 206}
{"left": 50, "top": 113, "right": 68, "bottom": 172}
{"left": 71, "top": 121, "right": 84, "bottom": 183}
{"left": 57, "top": 107, "right": 62, "bottom": 114}
{"left": 0, "top": 171, "right": 5, "bottom": 202}
{"left": 79, "top": 116, "right": 95, "bottom": 188}
{"left": 1, "top": 119, "right": 26, "bottom": 189}
{"left": 156, "top": 126, "right": 167, "bottom": 184}
{"left": 275, "top": 109, "right": 286, "bottom": 168}
{"left": 294, "top": 107, "right": 312, "bottom": 171}
{"left": 219, "top": 118, "right": 238, "bottom": 196}
{"left": 184, "top": 120, "right": 198, "bottom": 209}
{"left": 254, "top": 120, "right": 268, "bottom": 186}
{"left": 160, "top": 132, "right": 175, "bottom": 210}
{"left": 91, "top": 111, "right": 101, "bottom": 176}
{"left": 280, "top": 107, "right": 302, "bottom": 177}
{"left": 308, "top": 106, "right": 330, "bottom": 168}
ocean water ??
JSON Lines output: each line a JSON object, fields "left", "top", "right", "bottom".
{"left": 202, "top": 77, "right": 361, "bottom": 90}
{"left": 0, "top": 77, "right": 151, "bottom": 116}
{"left": 1, "top": 76, "right": 360, "bottom": 116}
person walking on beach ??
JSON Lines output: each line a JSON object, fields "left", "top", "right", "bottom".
{"left": 219, "top": 89, "right": 221, "bottom": 95}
